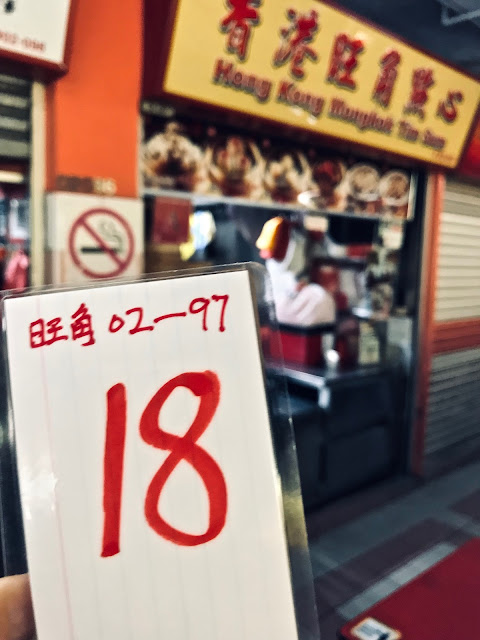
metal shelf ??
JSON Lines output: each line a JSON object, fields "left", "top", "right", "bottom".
{"left": 142, "top": 188, "right": 407, "bottom": 225}
{"left": 143, "top": 187, "right": 304, "bottom": 214}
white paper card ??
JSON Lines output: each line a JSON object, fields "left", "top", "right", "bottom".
{"left": 4, "top": 269, "right": 298, "bottom": 640}
{"left": 352, "top": 617, "right": 401, "bottom": 640}
{"left": 0, "top": 0, "right": 71, "bottom": 65}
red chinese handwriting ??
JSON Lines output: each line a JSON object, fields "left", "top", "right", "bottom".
{"left": 220, "top": 0, "right": 262, "bottom": 61}
{"left": 30, "top": 318, "right": 68, "bottom": 349}
{"left": 71, "top": 303, "right": 96, "bottom": 347}
{"left": 101, "top": 371, "right": 227, "bottom": 556}
{"left": 30, "top": 295, "right": 230, "bottom": 349}
{"left": 327, "top": 33, "right": 364, "bottom": 90}
{"left": 372, "top": 50, "right": 401, "bottom": 108}
{"left": 30, "top": 304, "right": 95, "bottom": 349}
{"left": 404, "top": 68, "right": 435, "bottom": 119}
{"left": 437, "top": 90, "right": 464, "bottom": 124}
{"left": 273, "top": 8, "right": 319, "bottom": 80}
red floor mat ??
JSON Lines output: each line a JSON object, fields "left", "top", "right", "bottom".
{"left": 340, "top": 538, "right": 480, "bottom": 640}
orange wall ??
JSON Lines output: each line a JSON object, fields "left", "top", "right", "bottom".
{"left": 412, "top": 173, "right": 444, "bottom": 476}
{"left": 45, "top": 0, "right": 142, "bottom": 198}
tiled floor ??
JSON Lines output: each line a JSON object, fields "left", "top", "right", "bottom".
{"left": 306, "top": 460, "right": 480, "bottom": 639}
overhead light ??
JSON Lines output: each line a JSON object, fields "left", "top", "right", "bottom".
{"left": 0, "top": 170, "right": 25, "bottom": 184}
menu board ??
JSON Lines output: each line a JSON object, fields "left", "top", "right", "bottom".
{"left": 143, "top": 0, "right": 480, "bottom": 169}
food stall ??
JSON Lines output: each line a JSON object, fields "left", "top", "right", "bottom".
{"left": 140, "top": 0, "right": 480, "bottom": 506}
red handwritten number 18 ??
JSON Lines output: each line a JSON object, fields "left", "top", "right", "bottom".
{"left": 101, "top": 371, "right": 228, "bottom": 558}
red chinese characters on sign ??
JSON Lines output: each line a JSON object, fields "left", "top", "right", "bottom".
{"left": 29, "top": 296, "right": 230, "bottom": 349}
{"left": 327, "top": 33, "right": 364, "bottom": 90}
{"left": 30, "top": 318, "right": 68, "bottom": 348}
{"left": 71, "top": 303, "right": 96, "bottom": 347}
{"left": 437, "top": 90, "right": 464, "bottom": 124}
{"left": 404, "top": 68, "right": 435, "bottom": 119}
{"left": 30, "top": 304, "right": 96, "bottom": 349}
{"left": 220, "top": 0, "right": 262, "bottom": 61}
{"left": 372, "top": 50, "right": 401, "bottom": 108}
{"left": 273, "top": 8, "right": 319, "bottom": 80}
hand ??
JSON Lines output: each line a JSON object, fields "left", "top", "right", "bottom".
{"left": 0, "top": 574, "right": 35, "bottom": 640}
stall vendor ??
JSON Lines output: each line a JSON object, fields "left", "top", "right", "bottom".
{"left": 256, "top": 216, "right": 335, "bottom": 327}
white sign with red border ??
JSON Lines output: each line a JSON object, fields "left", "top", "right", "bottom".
{"left": 46, "top": 193, "right": 144, "bottom": 285}
{"left": 0, "top": 0, "right": 71, "bottom": 68}
{"left": 3, "top": 268, "right": 299, "bottom": 640}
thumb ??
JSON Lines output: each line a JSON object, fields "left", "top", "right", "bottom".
{"left": 0, "top": 575, "right": 35, "bottom": 640}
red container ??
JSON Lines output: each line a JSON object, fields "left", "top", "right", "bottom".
{"left": 270, "top": 323, "right": 335, "bottom": 367}
{"left": 347, "top": 244, "right": 372, "bottom": 259}
{"left": 335, "top": 315, "right": 360, "bottom": 367}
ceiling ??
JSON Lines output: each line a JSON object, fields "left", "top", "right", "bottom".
{"left": 337, "top": 0, "right": 480, "bottom": 76}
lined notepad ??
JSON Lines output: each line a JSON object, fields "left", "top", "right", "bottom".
{"left": 4, "top": 269, "right": 298, "bottom": 640}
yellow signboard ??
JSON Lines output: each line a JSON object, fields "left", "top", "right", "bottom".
{"left": 163, "top": 0, "right": 480, "bottom": 168}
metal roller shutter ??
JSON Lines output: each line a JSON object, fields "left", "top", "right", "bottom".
{"left": 425, "top": 179, "right": 480, "bottom": 462}
{"left": 0, "top": 73, "right": 31, "bottom": 160}
{"left": 435, "top": 180, "right": 480, "bottom": 322}
{"left": 425, "top": 348, "right": 480, "bottom": 455}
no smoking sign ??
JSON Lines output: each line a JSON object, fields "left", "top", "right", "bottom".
{"left": 69, "top": 208, "right": 135, "bottom": 279}
{"left": 46, "top": 193, "right": 144, "bottom": 285}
